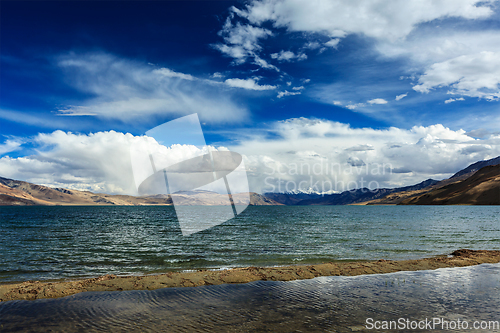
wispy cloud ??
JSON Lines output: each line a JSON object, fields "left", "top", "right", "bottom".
{"left": 445, "top": 97, "right": 465, "bottom": 104}
{"left": 153, "top": 68, "right": 195, "bottom": 81}
{"left": 270, "top": 50, "right": 307, "bottom": 62}
{"left": 346, "top": 103, "right": 365, "bottom": 110}
{"left": 395, "top": 93, "right": 408, "bottom": 101}
{"left": 0, "top": 108, "right": 76, "bottom": 129}
{"left": 56, "top": 52, "right": 249, "bottom": 123}
{"left": 0, "top": 139, "right": 23, "bottom": 156}
{"left": 277, "top": 90, "right": 301, "bottom": 98}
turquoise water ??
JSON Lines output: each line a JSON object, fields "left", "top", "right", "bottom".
{"left": 0, "top": 205, "right": 499, "bottom": 282}
{"left": 1, "top": 264, "right": 500, "bottom": 332}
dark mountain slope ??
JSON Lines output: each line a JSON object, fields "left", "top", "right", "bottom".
{"left": 401, "top": 165, "right": 500, "bottom": 205}
{"left": 265, "top": 179, "right": 438, "bottom": 206}
{"left": 451, "top": 156, "right": 500, "bottom": 179}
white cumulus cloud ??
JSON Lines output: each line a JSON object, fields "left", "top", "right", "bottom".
{"left": 0, "top": 131, "right": 224, "bottom": 195}
{"left": 228, "top": 118, "right": 500, "bottom": 193}
{"left": 225, "top": 78, "right": 277, "bottom": 90}
{"left": 324, "top": 38, "right": 341, "bottom": 49}
{"left": 2, "top": 120, "right": 499, "bottom": 194}
{"left": 368, "top": 98, "right": 388, "bottom": 105}
{"left": 413, "top": 51, "right": 500, "bottom": 100}
{"left": 238, "top": 0, "right": 493, "bottom": 42}
{"left": 216, "top": 0, "right": 500, "bottom": 105}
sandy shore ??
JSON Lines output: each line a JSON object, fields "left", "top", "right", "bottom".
{"left": 1, "top": 249, "right": 499, "bottom": 302}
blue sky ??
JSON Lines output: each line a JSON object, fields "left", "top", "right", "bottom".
{"left": 1, "top": 0, "right": 500, "bottom": 194}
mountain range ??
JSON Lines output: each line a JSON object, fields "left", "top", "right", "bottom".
{"left": 0, "top": 177, "right": 281, "bottom": 206}
{"left": 265, "top": 156, "right": 500, "bottom": 206}
{"left": 0, "top": 156, "right": 498, "bottom": 206}
{"left": 265, "top": 179, "right": 439, "bottom": 206}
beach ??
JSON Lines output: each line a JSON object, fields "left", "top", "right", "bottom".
{"left": 1, "top": 249, "right": 499, "bottom": 302}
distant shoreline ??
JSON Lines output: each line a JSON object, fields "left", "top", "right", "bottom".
{"left": 1, "top": 249, "right": 499, "bottom": 302}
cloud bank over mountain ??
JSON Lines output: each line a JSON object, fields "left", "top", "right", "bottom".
{"left": 1, "top": 119, "right": 499, "bottom": 194}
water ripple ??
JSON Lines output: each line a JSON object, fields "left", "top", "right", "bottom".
{"left": 1, "top": 264, "right": 500, "bottom": 332}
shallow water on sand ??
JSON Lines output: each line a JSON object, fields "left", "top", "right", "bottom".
{"left": 1, "top": 264, "right": 500, "bottom": 332}
{"left": 1, "top": 205, "right": 499, "bottom": 282}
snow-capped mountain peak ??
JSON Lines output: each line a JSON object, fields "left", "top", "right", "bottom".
{"left": 283, "top": 187, "right": 339, "bottom": 195}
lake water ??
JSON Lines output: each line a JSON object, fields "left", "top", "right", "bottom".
{"left": 0, "top": 205, "right": 499, "bottom": 282}
{"left": 1, "top": 264, "right": 500, "bottom": 332}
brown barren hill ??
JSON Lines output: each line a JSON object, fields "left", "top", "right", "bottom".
{"left": 401, "top": 164, "right": 500, "bottom": 205}
{"left": 0, "top": 184, "right": 54, "bottom": 206}
{"left": 0, "top": 177, "right": 281, "bottom": 206}
{"left": 359, "top": 188, "right": 432, "bottom": 205}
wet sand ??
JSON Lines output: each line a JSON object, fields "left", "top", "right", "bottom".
{"left": 1, "top": 249, "right": 499, "bottom": 302}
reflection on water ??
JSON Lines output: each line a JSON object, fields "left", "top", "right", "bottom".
{"left": 1, "top": 264, "right": 500, "bottom": 332}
